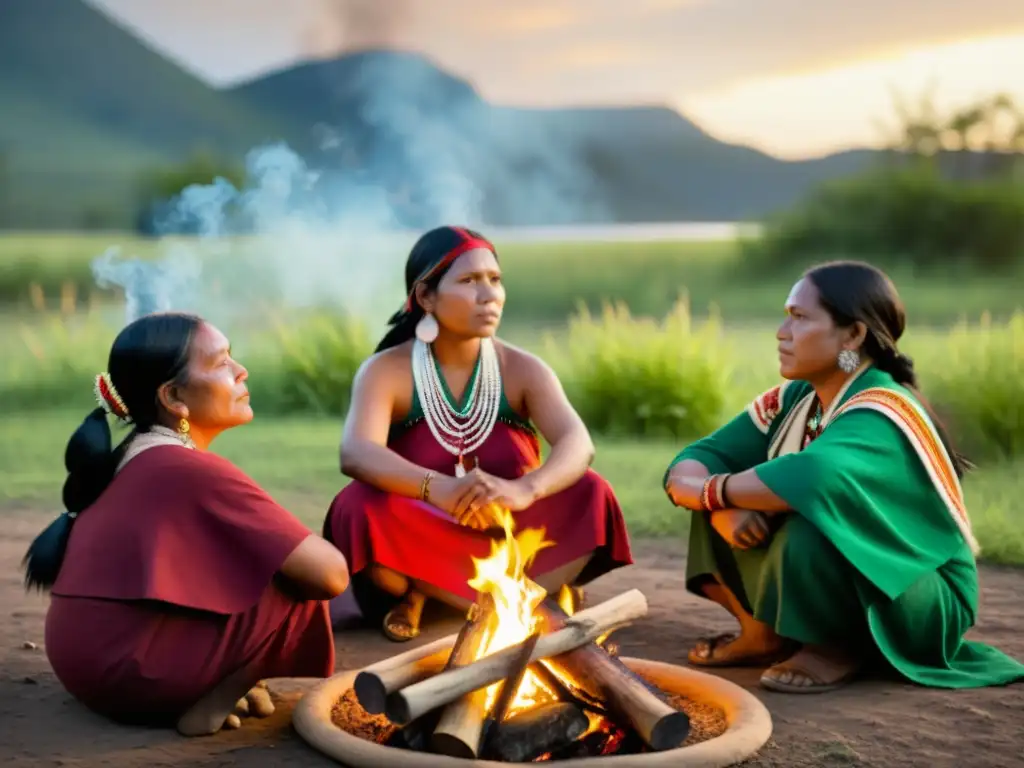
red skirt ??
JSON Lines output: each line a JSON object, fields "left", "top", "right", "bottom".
{"left": 323, "top": 421, "right": 633, "bottom": 617}
{"left": 45, "top": 582, "right": 334, "bottom": 725}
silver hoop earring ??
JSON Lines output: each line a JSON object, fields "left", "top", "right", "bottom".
{"left": 415, "top": 313, "right": 439, "bottom": 343}
{"left": 837, "top": 349, "right": 860, "bottom": 374}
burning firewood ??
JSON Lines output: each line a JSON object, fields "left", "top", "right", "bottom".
{"left": 354, "top": 600, "right": 494, "bottom": 716}
{"left": 484, "top": 701, "right": 589, "bottom": 763}
{"left": 535, "top": 598, "right": 691, "bottom": 751}
{"left": 348, "top": 507, "right": 698, "bottom": 760}
{"left": 428, "top": 597, "right": 500, "bottom": 758}
{"left": 353, "top": 634, "right": 457, "bottom": 715}
{"left": 383, "top": 588, "right": 649, "bottom": 725}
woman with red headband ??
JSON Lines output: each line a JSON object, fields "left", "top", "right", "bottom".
{"left": 323, "top": 226, "right": 633, "bottom": 641}
{"left": 23, "top": 313, "right": 349, "bottom": 735}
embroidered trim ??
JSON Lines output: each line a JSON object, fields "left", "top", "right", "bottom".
{"left": 832, "top": 387, "right": 979, "bottom": 555}
{"left": 767, "top": 392, "right": 814, "bottom": 460}
{"left": 746, "top": 381, "right": 790, "bottom": 434}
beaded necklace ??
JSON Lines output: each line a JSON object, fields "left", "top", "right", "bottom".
{"left": 411, "top": 338, "right": 502, "bottom": 477}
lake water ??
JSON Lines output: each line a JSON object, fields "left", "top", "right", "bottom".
{"left": 481, "top": 221, "right": 760, "bottom": 243}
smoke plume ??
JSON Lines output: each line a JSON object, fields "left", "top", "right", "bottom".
{"left": 91, "top": 38, "right": 611, "bottom": 333}
{"left": 306, "top": 0, "right": 413, "bottom": 59}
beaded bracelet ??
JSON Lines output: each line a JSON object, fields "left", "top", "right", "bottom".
{"left": 420, "top": 470, "right": 435, "bottom": 502}
{"left": 700, "top": 473, "right": 731, "bottom": 512}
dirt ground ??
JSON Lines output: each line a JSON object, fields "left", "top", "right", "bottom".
{"left": 2, "top": 509, "right": 1022, "bottom": 768}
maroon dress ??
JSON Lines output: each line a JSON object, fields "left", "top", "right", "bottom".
{"left": 45, "top": 445, "right": 335, "bottom": 726}
{"left": 323, "top": 393, "right": 634, "bottom": 622}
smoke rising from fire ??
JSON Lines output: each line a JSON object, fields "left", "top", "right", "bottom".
{"left": 306, "top": 0, "right": 413, "bottom": 59}
{"left": 90, "top": 42, "right": 610, "bottom": 332}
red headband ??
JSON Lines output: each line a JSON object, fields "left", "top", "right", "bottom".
{"left": 402, "top": 228, "right": 495, "bottom": 313}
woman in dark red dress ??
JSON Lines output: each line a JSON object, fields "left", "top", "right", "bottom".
{"left": 323, "top": 226, "right": 633, "bottom": 641}
{"left": 23, "top": 312, "right": 349, "bottom": 736}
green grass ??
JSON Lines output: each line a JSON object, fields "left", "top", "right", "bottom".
{"left": 3, "top": 233, "right": 1024, "bottom": 325}
{"left": 3, "top": 233, "right": 1022, "bottom": 566}
{"left": 1, "top": 409, "right": 677, "bottom": 535}
{"left": 3, "top": 410, "right": 1022, "bottom": 565}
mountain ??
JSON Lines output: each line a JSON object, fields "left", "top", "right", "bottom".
{"left": 0, "top": 0, "right": 877, "bottom": 229}
{"left": 0, "top": 0, "right": 299, "bottom": 227}
{"left": 228, "top": 53, "right": 875, "bottom": 224}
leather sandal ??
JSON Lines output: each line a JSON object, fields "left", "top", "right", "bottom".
{"left": 759, "top": 659, "right": 859, "bottom": 693}
{"left": 382, "top": 598, "right": 421, "bottom": 643}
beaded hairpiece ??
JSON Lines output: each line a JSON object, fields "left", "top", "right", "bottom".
{"left": 94, "top": 372, "right": 131, "bottom": 422}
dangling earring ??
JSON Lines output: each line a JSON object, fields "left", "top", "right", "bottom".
{"left": 177, "top": 417, "right": 196, "bottom": 449}
{"left": 415, "top": 313, "right": 439, "bottom": 344}
{"left": 837, "top": 349, "right": 860, "bottom": 374}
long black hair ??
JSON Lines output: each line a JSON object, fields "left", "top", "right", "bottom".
{"left": 22, "top": 312, "right": 202, "bottom": 590}
{"left": 804, "top": 260, "right": 971, "bottom": 478}
{"left": 375, "top": 226, "right": 497, "bottom": 353}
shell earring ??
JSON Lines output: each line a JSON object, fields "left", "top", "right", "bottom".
{"left": 177, "top": 417, "right": 196, "bottom": 449}
{"left": 837, "top": 349, "right": 860, "bottom": 374}
{"left": 415, "top": 313, "right": 439, "bottom": 344}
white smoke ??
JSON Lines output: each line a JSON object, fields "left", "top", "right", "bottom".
{"left": 90, "top": 51, "right": 610, "bottom": 332}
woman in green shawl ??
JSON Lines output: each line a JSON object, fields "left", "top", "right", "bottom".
{"left": 664, "top": 260, "right": 1024, "bottom": 694}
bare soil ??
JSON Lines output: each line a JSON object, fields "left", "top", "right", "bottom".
{"left": 2, "top": 509, "right": 1022, "bottom": 767}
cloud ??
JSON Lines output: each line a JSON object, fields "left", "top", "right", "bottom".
{"left": 529, "top": 41, "right": 654, "bottom": 72}
{"left": 475, "top": 6, "right": 582, "bottom": 35}
{"left": 680, "top": 32, "right": 1024, "bottom": 157}
{"left": 91, "top": 0, "right": 1024, "bottom": 94}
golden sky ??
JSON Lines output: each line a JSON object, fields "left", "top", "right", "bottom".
{"left": 89, "top": 0, "right": 1024, "bottom": 159}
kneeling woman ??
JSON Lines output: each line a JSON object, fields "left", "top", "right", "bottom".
{"left": 665, "top": 261, "right": 1024, "bottom": 693}
{"left": 324, "top": 226, "right": 633, "bottom": 641}
{"left": 25, "top": 313, "right": 350, "bottom": 735}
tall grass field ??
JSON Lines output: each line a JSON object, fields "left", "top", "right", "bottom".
{"left": 2, "top": 232, "right": 1023, "bottom": 565}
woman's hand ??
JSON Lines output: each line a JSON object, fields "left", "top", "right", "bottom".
{"left": 480, "top": 475, "right": 537, "bottom": 513}
{"left": 710, "top": 508, "right": 770, "bottom": 550}
{"left": 428, "top": 470, "right": 536, "bottom": 528}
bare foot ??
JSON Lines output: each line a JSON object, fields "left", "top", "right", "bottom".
{"left": 244, "top": 685, "right": 275, "bottom": 718}
{"left": 689, "top": 630, "right": 794, "bottom": 667}
{"left": 760, "top": 644, "right": 859, "bottom": 693}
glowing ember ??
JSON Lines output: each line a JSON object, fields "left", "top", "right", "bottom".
{"left": 467, "top": 506, "right": 557, "bottom": 717}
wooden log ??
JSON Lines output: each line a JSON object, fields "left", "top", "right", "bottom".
{"left": 532, "top": 660, "right": 611, "bottom": 717}
{"left": 485, "top": 702, "right": 589, "bottom": 763}
{"left": 384, "top": 605, "right": 491, "bottom": 756}
{"left": 484, "top": 632, "right": 540, "bottom": 727}
{"left": 353, "top": 635, "right": 457, "bottom": 715}
{"left": 355, "top": 601, "right": 491, "bottom": 714}
{"left": 384, "top": 710, "right": 442, "bottom": 751}
{"left": 536, "top": 598, "right": 691, "bottom": 751}
{"left": 384, "top": 589, "right": 648, "bottom": 725}
{"left": 428, "top": 599, "right": 497, "bottom": 759}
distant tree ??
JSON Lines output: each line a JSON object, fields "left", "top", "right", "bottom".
{"left": 878, "top": 87, "right": 1024, "bottom": 180}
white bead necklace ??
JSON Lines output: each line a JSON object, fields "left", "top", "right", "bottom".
{"left": 411, "top": 337, "right": 502, "bottom": 477}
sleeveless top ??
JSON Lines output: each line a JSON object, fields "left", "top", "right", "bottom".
{"left": 388, "top": 348, "right": 535, "bottom": 443}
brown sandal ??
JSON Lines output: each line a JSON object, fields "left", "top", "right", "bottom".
{"left": 382, "top": 596, "right": 422, "bottom": 643}
{"left": 688, "top": 633, "right": 795, "bottom": 668}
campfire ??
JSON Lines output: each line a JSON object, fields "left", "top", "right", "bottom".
{"left": 349, "top": 508, "right": 693, "bottom": 762}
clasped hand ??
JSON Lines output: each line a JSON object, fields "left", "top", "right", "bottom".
{"left": 666, "top": 474, "right": 769, "bottom": 550}
{"left": 430, "top": 468, "right": 536, "bottom": 529}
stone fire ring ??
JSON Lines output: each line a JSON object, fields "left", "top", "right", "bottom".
{"left": 293, "top": 656, "right": 773, "bottom": 768}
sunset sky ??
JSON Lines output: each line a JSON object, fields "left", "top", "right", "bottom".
{"left": 89, "top": 0, "right": 1024, "bottom": 158}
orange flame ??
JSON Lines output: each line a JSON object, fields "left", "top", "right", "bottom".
{"left": 467, "top": 505, "right": 556, "bottom": 716}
